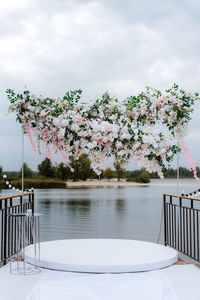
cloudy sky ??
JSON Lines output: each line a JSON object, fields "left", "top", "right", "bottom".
{"left": 0, "top": 0, "right": 200, "bottom": 171}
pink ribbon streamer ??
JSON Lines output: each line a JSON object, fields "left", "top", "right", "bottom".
{"left": 182, "top": 140, "right": 200, "bottom": 184}
{"left": 24, "top": 123, "right": 74, "bottom": 171}
{"left": 24, "top": 122, "right": 37, "bottom": 153}
{"left": 24, "top": 122, "right": 39, "bottom": 163}
{"left": 59, "top": 150, "right": 74, "bottom": 172}
{"left": 45, "top": 144, "right": 56, "bottom": 166}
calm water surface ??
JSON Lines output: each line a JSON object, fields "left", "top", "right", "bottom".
{"left": 0, "top": 179, "right": 198, "bottom": 244}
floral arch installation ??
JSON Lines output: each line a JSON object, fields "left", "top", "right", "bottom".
{"left": 6, "top": 84, "right": 200, "bottom": 181}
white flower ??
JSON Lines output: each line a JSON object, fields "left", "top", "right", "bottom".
{"left": 142, "top": 135, "right": 154, "bottom": 144}
{"left": 160, "top": 149, "right": 166, "bottom": 155}
{"left": 53, "top": 118, "right": 60, "bottom": 127}
{"left": 92, "top": 141, "right": 97, "bottom": 148}
{"left": 168, "top": 151, "right": 173, "bottom": 157}
{"left": 27, "top": 105, "right": 35, "bottom": 112}
{"left": 88, "top": 141, "right": 98, "bottom": 148}
{"left": 115, "top": 141, "right": 122, "bottom": 148}
{"left": 57, "top": 128, "right": 65, "bottom": 139}
{"left": 121, "top": 133, "right": 131, "bottom": 140}
{"left": 61, "top": 119, "right": 69, "bottom": 127}
{"left": 121, "top": 126, "right": 128, "bottom": 133}
{"left": 71, "top": 123, "right": 79, "bottom": 132}
{"left": 165, "top": 105, "right": 170, "bottom": 112}
{"left": 112, "top": 124, "right": 120, "bottom": 133}
{"left": 133, "top": 142, "right": 141, "bottom": 150}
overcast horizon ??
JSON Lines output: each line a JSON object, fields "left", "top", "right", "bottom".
{"left": 0, "top": 0, "right": 200, "bottom": 172}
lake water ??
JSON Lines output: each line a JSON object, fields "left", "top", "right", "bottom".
{"left": 1, "top": 179, "right": 199, "bottom": 244}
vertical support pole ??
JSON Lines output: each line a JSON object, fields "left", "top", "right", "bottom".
{"left": 22, "top": 126, "right": 24, "bottom": 213}
{"left": 179, "top": 197, "right": 182, "bottom": 252}
{"left": 3, "top": 199, "right": 8, "bottom": 265}
{"left": 32, "top": 193, "right": 35, "bottom": 214}
{"left": 38, "top": 216, "right": 40, "bottom": 268}
{"left": 0, "top": 200, "right": 3, "bottom": 263}
{"left": 98, "top": 175, "right": 102, "bottom": 239}
{"left": 163, "top": 194, "right": 167, "bottom": 246}
{"left": 176, "top": 137, "right": 180, "bottom": 253}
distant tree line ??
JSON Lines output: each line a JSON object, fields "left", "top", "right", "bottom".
{"left": 0, "top": 156, "right": 199, "bottom": 184}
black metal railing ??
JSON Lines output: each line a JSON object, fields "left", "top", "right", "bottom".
{"left": 164, "top": 193, "right": 200, "bottom": 262}
{"left": 0, "top": 192, "right": 34, "bottom": 266}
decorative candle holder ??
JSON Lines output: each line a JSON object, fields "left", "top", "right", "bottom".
{"left": 9, "top": 213, "right": 42, "bottom": 275}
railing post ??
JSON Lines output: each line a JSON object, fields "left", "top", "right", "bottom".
{"left": 3, "top": 199, "right": 8, "bottom": 265}
{"left": 179, "top": 197, "right": 182, "bottom": 252}
{"left": 0, "top": 200, "right": 2, "bottom": 263}
{"left": 0, "top": 192, "right": 34, "bottom": 266}
{"left": 32, "top": 192, "right": 34, "bottom": 214}
{"left": 163, "top": 194, "right": 167, "bottom": 246}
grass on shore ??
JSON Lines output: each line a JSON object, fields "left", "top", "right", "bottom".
{"left": 0, "top": 178, "right": 66, "bottom": 189}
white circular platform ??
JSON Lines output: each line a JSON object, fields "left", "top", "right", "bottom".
{"left": 26, "top": 239, "right": 178, "bottom": 273}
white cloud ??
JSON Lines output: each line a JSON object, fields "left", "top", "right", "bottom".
{"left": 0, "top": 0, "right": 200, "bottom": 171}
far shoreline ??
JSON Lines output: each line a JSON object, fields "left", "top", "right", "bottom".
{"left": 66, "top": 179, "right": 199, "bottom": 188}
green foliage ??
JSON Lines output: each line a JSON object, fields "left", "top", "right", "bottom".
{"left": 10, "top": 178, "right": 66, "bottom": 189}
{"left": 114, "top": 161, "right": 126, "bottom": 181}
{"left": 55, "top": 162, "right": 70, "bottom": 180}
{"left": 70, "top": 154, "right": 94, "bottom": 181}
{"left": 0, "top": 166, "right": 2, "bottom": 177}
{"left": 63, "top": 90, "right": 82, "bottom": 108}
{"left": 19, "top": 163, "right": 34, "bottom": 178}
{"left": 135, "top": 171, "right": 150, "bottom": 183}
{"left": 126, "top": 169, "right": 145, "bottom": 179}
{"left": 38, "top": 158, "right": 56, "bottom": 178}
{"left": 126, "top": 170, "right": 150, "bottom": 183}
{"left": 126, "top": 167, "right": 200, "bottom": 179}
{"left": 0, "top": 180, "right": 6, "bottom": 189}
{"left": 102, "top": 168, "right": 114, "bottom": 179}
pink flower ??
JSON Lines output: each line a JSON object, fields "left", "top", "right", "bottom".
{"left": 98, "top": 139, "right": 103, "bottom": 145}
{"left": 130, "top": 111, "right": 136, "bottom": 118}
{"left": 87, "top": 120, "right": 91, "bottom": 126}
{"left": 115, "top": 141, "right": 122, "bottom": 148}
{"left": 157, "top": 102, "right": 164, "bottom": 108}
{"left": 102, "top": 136, "right": 108, "bottom": 143}
{"left": 77, "top": 116, "right": 83, "bottom": 123}
{"left": 108, "top": 124, "right": 113, "bottom": 131}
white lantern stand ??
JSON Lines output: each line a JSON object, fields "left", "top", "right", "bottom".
{"left": 9, "top": 212, "right": 42, "bottom": 275}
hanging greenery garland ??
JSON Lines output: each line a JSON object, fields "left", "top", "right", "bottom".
{"left": 6, "top": 84, "right": 199, "bottom": 178}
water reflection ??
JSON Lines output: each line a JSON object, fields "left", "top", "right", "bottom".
{"left": 40, "top": 200, "right": 51, "bottom": 207}
{"left": 1, "top": 180, "right": 198, "bottom": 243}
{"left": 67, "top": 200, "right": 91, "bottom": 212}
{"left": 67, "top": 199, "right": 91, "bottom": 212}
{"left": 115, "top": 199, "right": 125, "bottom": 213}
{"left": 67, "top": 200, "right": 91, "bottom": 206}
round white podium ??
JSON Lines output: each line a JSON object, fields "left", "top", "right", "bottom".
{"left": 26, "top": 239, "right": 178, "bottom": 273}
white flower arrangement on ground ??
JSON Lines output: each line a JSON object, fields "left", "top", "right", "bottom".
{"left": 6, "top": 84, "right": 199, "bottom": 178}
